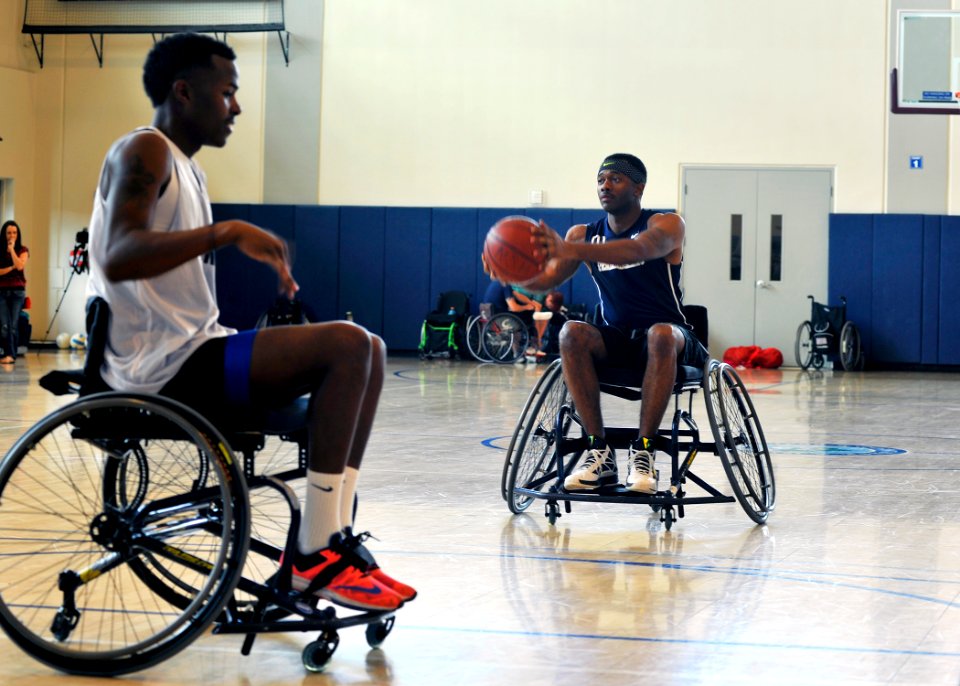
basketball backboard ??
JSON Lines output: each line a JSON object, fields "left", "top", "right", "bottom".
{"left": 892, "top": 10, "right": 960, "bottom": 114}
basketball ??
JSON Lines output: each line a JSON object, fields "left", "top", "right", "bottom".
{"left": 483, "top": 215, "right": 544, "bottom": 285}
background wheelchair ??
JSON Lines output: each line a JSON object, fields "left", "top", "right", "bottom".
{"left": 500, "top": 356, "right": 775, "bottom": 530}
{"left": 795, "top": 295, "right": 863, "bottom": 371}
{"left": 465, "top": 304, "right": 531, "bottom": 363}
{"left": 0, "top": 299, "right": 397, "bottom": 676}
{"left": 466, "top": 303, "right": 589, "bottom": 364}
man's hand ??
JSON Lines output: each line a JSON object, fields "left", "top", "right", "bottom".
{"left": 530, "top": 220, "right": 568, "bottom": 262}
{"left": 228, "top": 221, "right": 299, "bottom": 298}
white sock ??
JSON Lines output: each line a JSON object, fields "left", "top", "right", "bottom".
{"left": 298, "top": 470, "right": 343, "bottom": 555}
{"left": 340, "top": 467, "right": 360, "bottom": 532}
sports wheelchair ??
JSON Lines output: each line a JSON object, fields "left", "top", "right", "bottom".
{"left": 501, "top": 357, "right": 775, "bottom": 530}
{"left": 795, "top": 295, "right": 863, "bottom": 371}
{"left": 466, "top": 303, "right": 588, "bottom": 364}
{"left": 0, "top": 299, "right": 397, "bottom": 676}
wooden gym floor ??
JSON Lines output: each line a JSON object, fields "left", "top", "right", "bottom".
{"left": 1, "top": 350, "right": 959, "bottom": 685}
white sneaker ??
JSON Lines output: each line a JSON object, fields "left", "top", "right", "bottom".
{"left": 564, "top": 445, "right": 618, "bottom": 491}
{"left": 625, "top": 448, "right": 657, "bottom": 493}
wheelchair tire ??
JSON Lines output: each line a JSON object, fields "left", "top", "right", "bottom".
{"left": 465, "top": 315, "right": 489, "bottom": 362}
{"left": 503, "top": 360, "right": 575, "bottom": 514}
{"left": 0, "top": 393, "right": 250, "bottom": 676}
{"left": 839, "top": 321, "right": 862, "bottom": 371}
{"left": 705, "top": 361, "right": 776, "bottom": 525}
{"left": 482, "top": 312, "right": 530, "bottom": 364}
{"left": 795, "top": 321, "right": 814, "bottom": 369}
{"left": 501, "top": 359, "right": 561, "bottom": 501}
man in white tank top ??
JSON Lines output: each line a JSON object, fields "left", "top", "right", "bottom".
{"left": 86, "top": 33, "right": 413, "bottom": 611}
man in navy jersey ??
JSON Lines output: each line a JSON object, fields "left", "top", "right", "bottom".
{"left": 486, "top": 153, "right": 708, "bottom": 493}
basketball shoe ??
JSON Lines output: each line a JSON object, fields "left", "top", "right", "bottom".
{"left": 342, "top": 528, "right": 418, "bottom": 602}
{"left": 626, "top": 440, "right": 658, "bottom": 494}
{"left": 563, "top": 440, "right": 617, "bottom": 490}
{"left": 288, "top": 533, "right": 404, "bottom": 611}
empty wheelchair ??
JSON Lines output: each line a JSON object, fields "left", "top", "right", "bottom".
{"left": 501, "top": 357, "right": 775, "bottom": 529}
{"left": 0, "top": 299, "right": 398, "bottom": 676}
{"left": 465, "top": 304, "right": 531, "bottom": 363}
{"left": 795, "top": 295, "right": 863, "bottom": 371}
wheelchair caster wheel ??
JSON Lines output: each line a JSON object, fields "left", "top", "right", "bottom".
{"left": 303, "top": 630, "right": 339, "bottom": 672}
{"left": 545, "top": 501, "right": 560, "bottom": 525}
{"left": 661, "top": 508, "right": 676, "bottom": 531}
{"left": 366, "top": 616, "right": 395, "bottom": 648}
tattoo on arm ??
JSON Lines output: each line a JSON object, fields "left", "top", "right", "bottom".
{"left": 117, "top": 155, "right": 158, "bottom": 210}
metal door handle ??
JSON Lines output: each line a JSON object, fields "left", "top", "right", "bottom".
{"left": 756, "top": 280, "right": 770, "bottom": 289}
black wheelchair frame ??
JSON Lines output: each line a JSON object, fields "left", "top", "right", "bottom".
{"left": 795, "top": 295, "right": 863, "bottom": 371}
{"left": 501, "top": 358, "right": 776, "bottom": 530}
{"left": 0, "top": 300, "right": 397, "bottom": 676}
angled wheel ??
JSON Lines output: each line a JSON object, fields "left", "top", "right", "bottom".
{"left": 795, "top": 321, "right": 814, "bottom": 369}
{"left": 705, "top": 361, "right": 775, "bottom": 524}
{"left": 482, "top": 313, "right": 529, "bottom": 364}
{"left": 465, "top": 315, "right": 489, "bottom": 361}
{"left": 503, "top": 360, "right": 577, "bottom": 513}
{"left": 501, "top": 359, "right": 561, "bottom": 501}
{"left": 839, "top": 321, "right": 861, "bottom": 371}
{"left": 0, "top": 393, "right": 249, "bottom": 676}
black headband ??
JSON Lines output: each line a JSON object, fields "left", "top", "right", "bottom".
{"left": 598, "top": 154, "right": 646, "bottom": 184}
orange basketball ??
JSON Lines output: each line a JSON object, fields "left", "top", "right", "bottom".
{"left": 483, "top": 216, "right": 544, "bottom": 285}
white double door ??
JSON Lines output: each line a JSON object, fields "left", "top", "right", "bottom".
{"left": 680, "top": 167, "right": 833, "bottom": 361}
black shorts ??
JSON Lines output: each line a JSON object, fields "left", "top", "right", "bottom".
{"left": 159, "top": 329, "right": 258, "bottom": 427}
{"left": 597, "top": 323, "right": 709, "bottom": 373}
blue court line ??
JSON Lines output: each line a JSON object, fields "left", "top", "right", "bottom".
{"left": 402, "top": 624, "right": 960, "bottom": 658}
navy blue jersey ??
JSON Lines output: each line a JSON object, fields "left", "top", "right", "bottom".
{"left": 584, "top": 210, "right": 688, "bottom": 332}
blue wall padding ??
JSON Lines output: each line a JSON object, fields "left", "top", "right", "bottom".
{"left": 828, "top": 214, "right": 874, "bottom": 358}
{"left": 872, "top": 215, "right": 923, "bottom": 364}
{"left": 293, "top": 206, "right": 340, "bottom": 323}
{"left": 939, "top": 216, "right": 960, "bottom": 364}
{"left": 384, "top": 207, "right": 432, "bottom": 349}
{"left": 922, "top": 216, "right": 941, "bottom": 365}
{"left": 339, "top": 207, "right": 386, "bottom": 334}
{"left": 430, "top": 208, "right": 478, "bottom": 308}
{"left": 214, "top": 204, "right": 960, "bottom": 363}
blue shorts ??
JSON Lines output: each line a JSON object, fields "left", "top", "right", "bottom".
{"left": 597, "top": 323, "right": 709, "bottom": 372}
{"left": 159, "top": 330, "right": 257, "bottom": 425}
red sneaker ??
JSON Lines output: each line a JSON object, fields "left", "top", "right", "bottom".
{"left": 342, "top": 528, "right": 418, "bottom": 602}
{"left": 370, "top": 568, "right": 417, "bottom": 602}
{"left": 288, "top": 535, "right": 404, "bottom": 612}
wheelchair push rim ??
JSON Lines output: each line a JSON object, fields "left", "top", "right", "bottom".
{"left": 704, "top": 361, "right": 776, "bottom": 524}
{"left": 503, "top": 360, "right": 576, "bottom": 513}
{"left": 0, "top": 393, "right": 250, "bottom": 676}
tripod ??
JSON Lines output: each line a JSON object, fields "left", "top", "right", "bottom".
{"left": 43, "top": 231, "right": 89, "bottom": 343}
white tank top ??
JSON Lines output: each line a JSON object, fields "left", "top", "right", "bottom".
{"left": 86, "top": 127, "right": 235, "bottom": 393}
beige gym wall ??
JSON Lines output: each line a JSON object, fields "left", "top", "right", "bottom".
{"left": 317, "top": 0, "right": 887, "bottom": 211}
